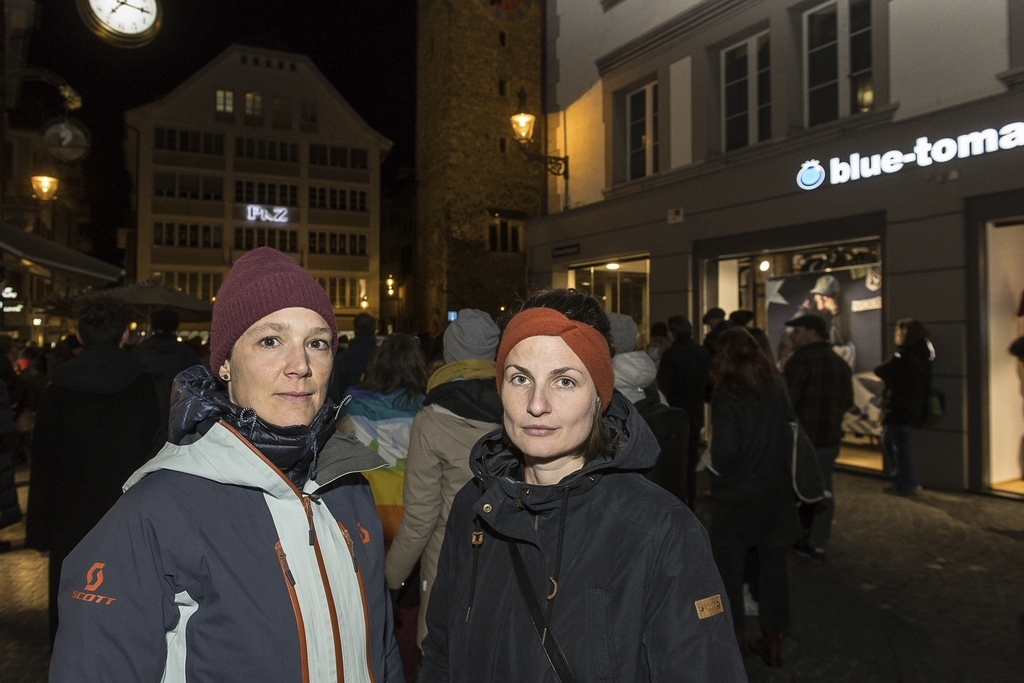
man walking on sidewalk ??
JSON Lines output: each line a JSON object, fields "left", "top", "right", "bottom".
{"left": 783, "top": 314, "right": 853, "bottom": 560}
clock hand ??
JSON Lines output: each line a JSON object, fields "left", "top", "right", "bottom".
{"left": 113, "top": 0, "right": 152, "bottom": 13}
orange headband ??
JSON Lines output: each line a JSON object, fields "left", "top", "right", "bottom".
{"left": 495, "top": 307, "right": 614, "bottom": 411}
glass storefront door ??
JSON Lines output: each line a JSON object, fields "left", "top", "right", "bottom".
{"left": 986, "top": 222, "right": 1024, "bottom": 494}
{"left": 567, "top": 257, "right": 650, "bottom": 345}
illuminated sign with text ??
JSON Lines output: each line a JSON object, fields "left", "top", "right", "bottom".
{"left": 797, "top": 120, "right": 1024, "bottom": 190}
{"left": 246, "top": 205, "right": 289, "bottom": 222}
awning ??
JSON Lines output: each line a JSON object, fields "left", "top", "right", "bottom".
{"left": 0, "top": 221, "right": 124, "bottom": 286}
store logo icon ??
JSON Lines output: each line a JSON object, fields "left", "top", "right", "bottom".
{"left": 796, "top": 160, "right": 826, "bottom": 190}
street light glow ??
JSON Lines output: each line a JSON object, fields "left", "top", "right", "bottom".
{"left": 31, "top": 175, "right": 59, "bottom": 201}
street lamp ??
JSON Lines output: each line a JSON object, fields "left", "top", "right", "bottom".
{"left": 509, "top": 88, "right": 569, "bottom": 181}
{"left": 385, "top": 275, "right": 396, "bottom": 297}
{"left": 30, "top": 175, "right": 59, "bottom": 201}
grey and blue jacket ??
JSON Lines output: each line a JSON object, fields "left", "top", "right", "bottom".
{"left": 49, "top": 365, "right": 404, "bottom": 683}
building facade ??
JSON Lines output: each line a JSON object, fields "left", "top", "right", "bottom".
{"left": 125, "top": 44, "right": 392, "bottom": 334}
{"left": 530, "top": 0, "right": 1024, "bottom": 495}
{"left": 414, "top": 0, "right": 546, "bottom": 331}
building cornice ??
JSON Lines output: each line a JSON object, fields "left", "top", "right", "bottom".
{"left": 595, "top": 0, "right": 762, "bottom": 76}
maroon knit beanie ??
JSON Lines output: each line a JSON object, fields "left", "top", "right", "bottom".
{"left": 209, "top": 247, "right": 337, "bottom": 377}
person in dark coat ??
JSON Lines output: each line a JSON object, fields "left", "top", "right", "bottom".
{"left": 874, "top": 318, "right": 933, "bottom": 495}
{"left": 0, "top": 380, "right": 19, "bottom": 551}
{"left": 420, "top": 290, "right": 744, "bottom": 683}
{"left": 708, "top": 326, "right": 802, "bottom": 667}
{"left": 330, "top": 312, "right": 377, "bottom": 401}
{"left": 783, "top": 315, "right": 854, "bottom": 559}
{"left": 134, "top": 307, "right": 200, "bottom": 429}
{"left": 702, "top": 307, "right": 733, "bottom": 355}
{"left": 656, "top": 315, "right": 711, "bottom": 508}
{"left": 24, "top": 295, "right": 163, "bottom": 644}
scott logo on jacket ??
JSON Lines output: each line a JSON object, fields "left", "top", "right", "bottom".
{"left": 70, "top": 562, "right": 116, "bottom": 606}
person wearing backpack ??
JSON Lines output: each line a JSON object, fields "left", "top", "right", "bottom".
{"left": 874, "top": 319, "right": 934, "bottom": 495}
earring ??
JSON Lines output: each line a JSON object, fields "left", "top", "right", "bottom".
{"left": 220, "top": 373, "right": 229, "bottom": 381}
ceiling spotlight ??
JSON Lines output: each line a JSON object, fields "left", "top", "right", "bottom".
{"left": 759, "top": 260, "right": 770, "bottom": 272}
{"left": 606, "top": 263, "right": 620, "bottom": 270}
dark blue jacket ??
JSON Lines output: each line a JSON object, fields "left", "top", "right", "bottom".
{"left": 49, "top": 366, "right": 403, "bottom": 683}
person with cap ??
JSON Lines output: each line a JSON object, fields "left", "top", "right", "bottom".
{"left": 134, "top": 307, "right": 200, "bottom": 426}
{"left": 384, "top": 308, "right": 503, "bottom": 652}
{"left": 783, "top": 315, "right": 853, "bottom": 560}
{"left": 797, "top": 274, "right": 851, "bottom": 350}
{"left": 48, "top": 247, "right": 403, "bottom": 683}
{"left": 702, "top": 306, "right": 733, "bottom": 355}
{"left": 419, "top": 290, "right": 744, "bottom": 683}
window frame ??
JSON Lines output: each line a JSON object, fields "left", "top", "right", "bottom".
{"left": 625, "top": 82, "right": 659, "bottom": 181}
{"left": 215, "top": 89, "right": 234, "bottom": 113}
{"left": 720, "top": 30, "right": 771, "bottom": 152}
{"left": 802, "top": 0, "right": 873, "bottom": 128}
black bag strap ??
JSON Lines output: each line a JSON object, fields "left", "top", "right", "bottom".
{"left": 507, "top": 540, "right": 580, "bottom": 683}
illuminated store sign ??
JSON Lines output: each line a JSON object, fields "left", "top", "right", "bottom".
{"left": 1, "top": 287, "right": 18, "bottom": 299}
{"left": 3, "top": 304, "right": 24, "bottom": 313}
{"left": 246, "top": 205, "right": 289, "bottom": 222}
{"left": 797, "top": 120, "right": 1024, "bottom": 190}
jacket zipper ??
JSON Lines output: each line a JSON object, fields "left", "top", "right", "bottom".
{"left": 276, "top": 542, "right": 310, "bottom": 683}
{"left": 339, "top": 523, "right": 377, "bottom": 683}
{"left": 304, "top": 496, "right": 347, "bottom": 683}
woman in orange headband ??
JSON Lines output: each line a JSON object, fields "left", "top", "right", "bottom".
{"left": 419, "top": 289, "right": 744, "bottom": 683}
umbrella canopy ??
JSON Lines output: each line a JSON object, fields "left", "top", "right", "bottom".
{"left": 104, "top": 280, "right": 213, "bottom": 322}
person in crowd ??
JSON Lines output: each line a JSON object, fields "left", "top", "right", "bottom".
{"left": 729, "top": 309, "right": 772, "bottom": 358}
{"left": 612, "top": 313, "right": 688, "bottom": 502}
{"left": 47, "top": 247, "right": 402, "bottom": 682}
{"left": 419, "top": 289, "right": 744, "bottom": 683}
{"left": 331, "top": 312, "right": 378, "bottom": 401}
{"left": 656, "top": 315, "right": 711, "bottom": 508}
{"left": 783, "top": 315, "right": 854, "bottom": 560}
{"left": 874, "top": 318, "right": 933, "bottom": 495}
{"left": 385, "top": 308, "right": 503, "bottom": 651}
{"left": 0, "top": 380, "right": 18, "bottom": 552}
{"left": 646, "top": 320, "right": 671, "bottom": 364}
{"left": 337, "top": 333, "right": 428, "bottom": 543}
{"left": 135, "top": 307, "right": 201, "bottom": 428}
{"left": 707, "top": 327, "right": 802, "bottom": 668}
{"left": 24, "top": 295, "right": 163, "bottom": 644}
{"left": 702, "top": 307, "right": 733, "bottom": 355}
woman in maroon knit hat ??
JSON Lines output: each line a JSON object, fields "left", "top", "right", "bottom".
{"left": 49, "top": 247, "right": 403, "bottom": 683}
{"left": 419, "top": 289, "right": 743, "bottom": 683}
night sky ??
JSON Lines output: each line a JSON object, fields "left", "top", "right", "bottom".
{"left": 16, "top": 0, "right": 416, "bottom": 265}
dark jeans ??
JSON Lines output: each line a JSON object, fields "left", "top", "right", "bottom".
{"left": 882, "top": 424, "right": 919, "bottom": 493}
{"left": 807, "top": 445, "right": 840, "bottom": 549}
{"left": 713, "top": 542, "right": 790, "bottom": 635}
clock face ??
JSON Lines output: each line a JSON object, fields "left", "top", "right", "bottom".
{"left": 76, "top": 0, "right": 162, "bottom": 47}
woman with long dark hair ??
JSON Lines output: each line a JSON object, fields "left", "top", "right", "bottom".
{"left": 419, "top": 289, "right": 744, "bottom": 683}
{"left": 708, "top": 326, "right": 801, "bottom": 667}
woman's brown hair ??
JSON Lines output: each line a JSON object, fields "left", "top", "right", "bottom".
{"left": 894, "top": 319, "right": 928, "bottom": 348}
{"left": 359, "top": 334, "right": 428, "bottom": 404}
{"left": 711, "top": 326, "right": 781, "bottom": 399}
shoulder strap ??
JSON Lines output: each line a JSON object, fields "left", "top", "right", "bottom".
{"left": 507, "top": 540, "right": 580, "bottom": 683}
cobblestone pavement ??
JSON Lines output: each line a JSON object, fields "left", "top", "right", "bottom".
{"left": 693, "top": 469, "right": 1024, "bottom": 683}
{"left": 2, "top": 466, "right": 1022, "bottom": 683}
{"left": 1, "top": 467, "right": 49, "bottom": 683}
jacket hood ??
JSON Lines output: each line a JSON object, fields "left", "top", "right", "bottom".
{"left": 424, "top": 374, "right": 502, "bottom": 424}
{"left": 469, "top": 392, "right": 658, "bottom": 511}
{"left": 164, "top": 365, "right": 385, "bottom": 488}
{"left": 612, "top": 351, "right": 657, "bottom": 404}
{"left": 49, "top": 347, "right": 144, "bottom": 394}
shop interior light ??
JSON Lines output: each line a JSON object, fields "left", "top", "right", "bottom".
{"left": 759, "top": 260, "right": 771, "bottom": 272}
{"left": 606, "top": 263, "right": 620, "bottom": 270}
{"left": 360, "top": 295, "right": 369, "bottom": 310}
{"left": 32, "top": 317, "right": 42, "bottom": 326}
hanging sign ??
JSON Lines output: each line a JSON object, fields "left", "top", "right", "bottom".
{"left": 797, "top": 120, "right": 1024, "bottom": 191}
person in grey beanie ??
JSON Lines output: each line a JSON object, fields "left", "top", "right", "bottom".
{"left": 385, "top": 308, "right": 503, "bottom": 649}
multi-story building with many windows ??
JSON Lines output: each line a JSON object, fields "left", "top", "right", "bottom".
{"left": 529, "top": 0, "right": 1024, "bottom": 496}
{"left": 125, "top": 44, "right": 391, "bottom": 332}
